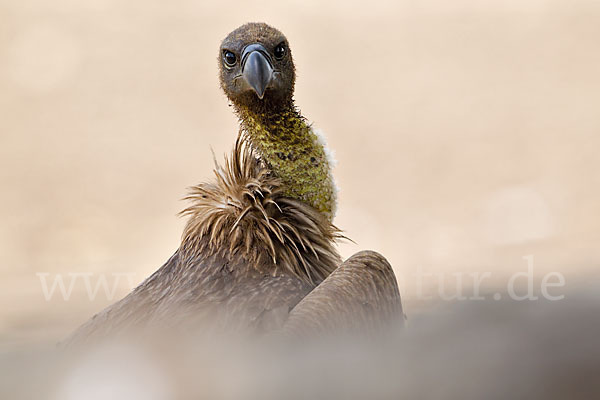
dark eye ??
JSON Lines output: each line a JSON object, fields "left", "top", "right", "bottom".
{"left": 223, "top": 50, "right": 237, "bottom": 67}
{"left": 274, "top": 43, "right": 286, "bottom": 60}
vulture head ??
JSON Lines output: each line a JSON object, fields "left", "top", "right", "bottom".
{"left": 218, "top": 23, "right": 296, "bottom": 111}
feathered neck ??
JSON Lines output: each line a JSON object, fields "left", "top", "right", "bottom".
{"left": 234, "top": 102, "right": 337, "bottom": 220}
{"left": 180, "top": 139, "right": 342, "bottom": 284}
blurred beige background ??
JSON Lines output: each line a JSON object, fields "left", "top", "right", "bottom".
{"left": 1, "top": 0, "right": 599, "bottom": 346}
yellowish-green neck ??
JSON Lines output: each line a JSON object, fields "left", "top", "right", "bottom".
{"left": 237, "top": 105, "right": 336, "bottom": 220}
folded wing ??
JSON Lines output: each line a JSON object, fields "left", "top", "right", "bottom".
{"left": 283, "top": 250, "right": 404, "bottom": 337}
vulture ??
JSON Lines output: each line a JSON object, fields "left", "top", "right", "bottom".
{"left": 67, "top": 23, "right": 403, "bottom": 345}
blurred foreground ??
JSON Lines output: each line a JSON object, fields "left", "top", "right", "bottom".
{"left": 2, "top": 285, "right": 599, "bottom": 399}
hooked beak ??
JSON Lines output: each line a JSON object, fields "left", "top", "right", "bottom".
{"left": 241, "top": 44, "right": 274, "bottom": 100}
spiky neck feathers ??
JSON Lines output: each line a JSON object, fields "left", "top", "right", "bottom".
{"left": 235, "top": 102, "right": 337, "bottom": 220}
{"left": 180, "top": 140, "right": 341, "bottom": 285}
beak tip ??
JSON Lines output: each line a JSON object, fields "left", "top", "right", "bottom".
{"left": 241, "top": 49, "right": 273, "bottom": 101}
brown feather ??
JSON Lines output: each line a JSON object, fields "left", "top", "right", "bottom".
{"left": 283, "top": 250, "right": 405, "bottom": 337}
{"left": 180, "top": 137, "right": 342, "bottom": 285}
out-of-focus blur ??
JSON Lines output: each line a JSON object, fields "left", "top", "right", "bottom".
{"left": 4, "top": 294, "right": 600, "bottom": 399}
{"left": 1, "top": 0, "right": 599, "bottom": 362}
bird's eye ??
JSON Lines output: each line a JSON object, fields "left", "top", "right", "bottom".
{"left": 274, "top": 43, "right": 286, "bottom": 60}
{"left": 223, "top": 51, "right": 237, "bottom": 67}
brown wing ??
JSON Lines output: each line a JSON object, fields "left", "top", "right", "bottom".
{"left": 282, "top": 250, "right": 404, "bottom": 337}
{"left": 65, "top": 249, "right": 315, "bottom": 346}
